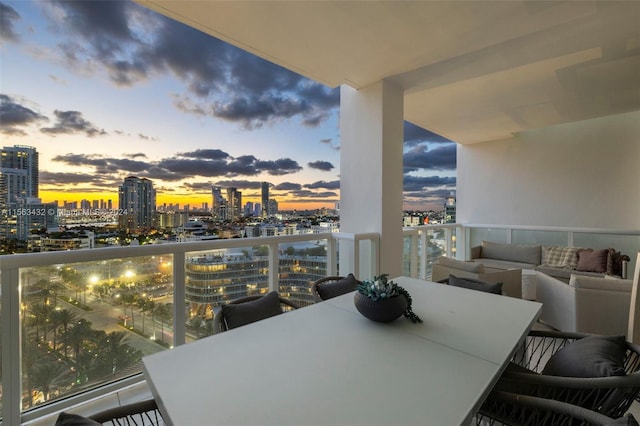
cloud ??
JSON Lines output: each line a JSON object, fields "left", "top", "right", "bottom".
{"left": 403, "top": 175, "right": 456, "bottom": 192}
{"left": 41, "top": 110, "right": 107, "bottom": 137}
{"left": 1, "top": 2, "right": 20, "bottom": 42}
{"left": 308, "top": 161, "right": 334, "bottom": 172}
{"left": 178, "top": 149, "right": 230, "bottom": 161}
{"left": 404, "top": 143, "right": 456, "bottom": 172}
{"left": 43, "top": 0, "right": 339, "bottom": 129}
{"left": 0, "top": 94, "right": 48, "bottom": 135}
{"left": 320, "top": 138, "right": 340, "bottom": 151}
{"left": 304, "top": 180, "right": 340, "bottom": 190}
{"left": 40, "top": 170, "right": 113, "bottom": 187}
{"left": 51, "top": 150, "right": 303, "bottom": 185}
{"left": 404, "top": 121, "right": 452, "bottom": 146}
{"left": 273, "top": 182, "right": 302, "bottom": 191}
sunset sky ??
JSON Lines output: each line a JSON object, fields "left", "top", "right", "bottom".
{"left": 0, "top": 0, "right": 456, "bottom": 211}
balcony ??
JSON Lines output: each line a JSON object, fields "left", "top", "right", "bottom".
{"left": 3, "top": 1, "right": 639, "bottom": 424}
{"left": 2, "top": 224, "right": 639, "bottom": 424}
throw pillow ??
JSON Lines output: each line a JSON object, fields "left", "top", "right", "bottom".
{"left": 222, "top": 291, "right": 283, "bottom": 330}
{"left": 541, "top": 246, "right": 580, "bottom": 269}
{"left": 448, "top": 274, "right": 503, "bottom": 295}
{"left": 576, "top": 248, "right": 609, "bottom": 273}
{"left": 541, "top": 335, "right": 627, "bottom": 378}
{"left": 55, "top": 412, "right": 101, "bottom": 426}
{"left": 316, "top": 274, "right": 359, "bottom": 300}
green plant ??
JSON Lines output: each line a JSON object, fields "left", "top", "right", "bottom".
{"left": 356, "top": 274, "right": 422, "bottom": 323}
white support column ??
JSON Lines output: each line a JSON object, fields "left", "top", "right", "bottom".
{"left": 627, "top": 252, "right": 640, "bottom": 344}
{"left": 339, "top": 80, "right": 404, "bottom": 278}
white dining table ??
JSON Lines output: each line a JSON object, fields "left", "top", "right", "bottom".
{"left": 142, "top": 276, "right": 541, "bottom": 426}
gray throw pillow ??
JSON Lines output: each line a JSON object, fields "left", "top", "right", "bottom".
{"left": 55, "top": 412, "right": 101, "bottom": 426}
{"left": 541, "top": 335, "right": 627, "bottom": 377}
{"left": 448, "top": 274, "right": 503, "bottom": 295}
{"left": 222, "top": 291, "right": 283, "bottom": 330}
{"left": 316, "top": 274, "right": 359, "bottom": 300}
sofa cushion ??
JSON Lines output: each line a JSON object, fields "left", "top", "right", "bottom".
{"left": 448, "top": 274, "right": 503, "bottom": 294}
{"left": 541, "top": 246, "right": 580, "bottom": 269}
{"left": 436, "top": 256, "right": 485, "bottom": 273}
{"left": 474, "top": 258, "right": 537, "bottom": 271}
{"left": 55, "top": 413, "right": 101, "bottom": 426}
{"left": 316, "top": 274, "right": 359, "bottom": 300}
{"left": 541, "top": 335, "right": 627, "bottom": 378}
{"left": 222, "top": 291, "right": 283, "bottom": 330}
{"left": 576, "top": 248, "right": 609, "bottom": 273}
{"left": 481, "top": 241, "right": 541, "bottom": 265}
{"left": 570, "top": 274, "right": 633, "bottom": 293}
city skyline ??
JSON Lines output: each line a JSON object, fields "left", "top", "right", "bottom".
{"left": 0, "top": 0, "right": 457, "bottom": 211}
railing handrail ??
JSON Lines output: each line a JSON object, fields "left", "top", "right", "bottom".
{"left": 0, "top": 232, "right": 337, "bottom": 269}
{"left": 462, "top": 223, "right": 640, "bottom": 235}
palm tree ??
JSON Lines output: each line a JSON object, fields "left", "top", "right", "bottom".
{"left": 137, "top": 298, "right": 149, "bottom": 335}
{"left": 154, "top": 303, "right": 172, "bottom": 344}
{"left": 29, "top": 358, "right": 73, "bottom": 402}
{"left": 28, "top": 303, "right": 53, "bottom": 345}
{"left": 146, "top": 299, "right": 157, "bottom": 339}
{"left": 66, "top": 319, "right": 92, "bottom": 361}
{"left": 53, "top": 309, "right": 77, "bottom": 358}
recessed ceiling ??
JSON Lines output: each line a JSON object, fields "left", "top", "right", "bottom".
{"left": 136, "top": 0, "right": 640, "bottom": 144}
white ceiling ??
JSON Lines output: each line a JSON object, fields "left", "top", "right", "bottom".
{"left": 136, "top": 0, "right": 640, "bottom": 144}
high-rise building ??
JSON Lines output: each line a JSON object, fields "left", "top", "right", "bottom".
{"left": 211, "top": 186, "right": 226, "bottom": 219}
{"left": 118, "top": 176, "right": 156, "bottom": 232}
{"left": 445, "top": 192, "right": 456, "bottom": 224}
{"left": 261, "top": 182, "right": 269, "bottom": 217}
{"left": 0, "top": 145, "right": 39, "bottom": 208}
{"left": 1, "top": 145, "right": 56, "bottom": 240}
{"left": 227, "top": 187, "right": 242, "bottom": 220}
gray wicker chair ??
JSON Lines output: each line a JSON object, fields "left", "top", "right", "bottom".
{"left": 213, "top": 293, "right": 300, "bottom": 333}
{"left": 476, "top": 391, "right": 638, "bottom": 425}
{"left": 88, "top": 398, "right": 164, "bottom": 425}
{"left": 55, "top": 398, "right": 164, "bottom": 425}
{"left": 310, "top": 274, "right": 359, "bottom": 302}
{"left": 476, "top": 330, "right": 640, "bottom": 425}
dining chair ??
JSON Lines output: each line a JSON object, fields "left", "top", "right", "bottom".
{"left": 476, "top": 391, "right": 639, "bottom": 425}
{"left": 54, "top": 398, "right": 164, "bottom": 425}
{"left": 477, "top": 329, "right": 640, "bottom": 424}
{"left": 213, "top": 291, "right": 300, "bottom": 333}
{"left": 311, "top": 273, "right": 359, "bottom": 302}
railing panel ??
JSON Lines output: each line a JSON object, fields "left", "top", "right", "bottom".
{"left": 184, "top": 245, "right": 270, "bottom": 342}
{"left": 278, "top": 239, "right": 329, "bottom": 307}
{"left": 512, "top": 229, "right": 568, "bottom": 246}
{"left": 19, "top": 256, "right": 172, "bottom": 412}
{"left": 468, "top": 228, "right": 509, "bottom": 247}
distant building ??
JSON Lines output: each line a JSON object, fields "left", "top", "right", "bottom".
{"left": 261, "top": 182, "right": 269, "bottom": 217}
{"left": 445, "top": 192, "right": 456, "bottom": 224}
{"left": 118, "top": 176, "right": 156, "bottom": 232}
{"left": 226, "top": 187, "right": 242, "bottom": 219}
{"left": 1, "top": 145, "right": 57, "bottom": 240}
{"left": 29, "top": 229, "right": 95, "bottom": 252}
{"left": 211, "top": 186, "right": 226, "bottom": 219}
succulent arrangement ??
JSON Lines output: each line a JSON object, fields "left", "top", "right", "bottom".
{"left": 356, "top": 274, "right": 422, "bottom": 323}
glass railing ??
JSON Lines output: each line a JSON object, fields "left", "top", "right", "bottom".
{"left": 1, "top": 232, "right": 376, "bottom": 424}
{"left": 402, "top": 224, "right": 461, "bottom": 280}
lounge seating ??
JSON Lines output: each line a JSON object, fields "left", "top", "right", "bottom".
{"left": 432, "top": 256, "right": 522, "bottom": 298}
{"left": 536, "top": 271, "right": 633, "bottom": 335}
{"left": 471, "top": 240, "right": 629, "bottom": 282}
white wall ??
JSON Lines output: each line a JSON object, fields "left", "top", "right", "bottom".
{"left": 457, "top": 111, "right": 640, "bottom": 229}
